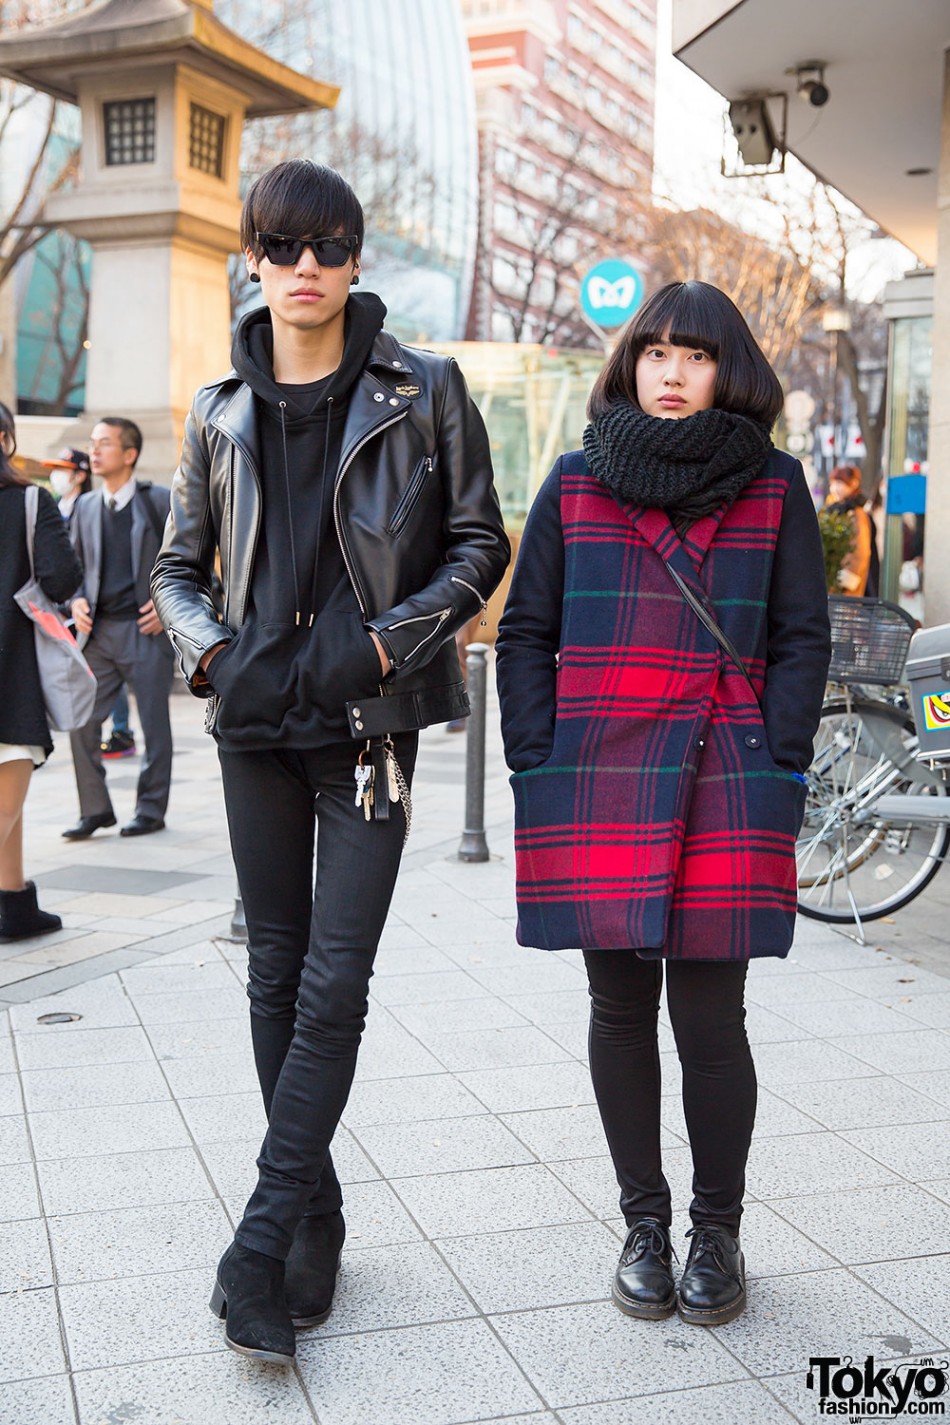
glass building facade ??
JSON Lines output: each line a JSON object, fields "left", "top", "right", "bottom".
{"left": 219, "top": 0, "right": 479, "bottom": 344}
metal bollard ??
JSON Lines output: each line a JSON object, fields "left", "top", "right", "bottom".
{"left": 228, "top": 889, "right": 248, "bottom": 943}
{"left": 458, "top": 642, "right": 491, "bottom": 862}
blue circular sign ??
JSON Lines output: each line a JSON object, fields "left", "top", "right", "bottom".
{"left": 580, "top": 259, "right": 644, "bottom": 329}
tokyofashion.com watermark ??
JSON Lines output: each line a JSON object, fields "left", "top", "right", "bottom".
{"left": 806, "top": 1356, "right": 948, "bottom": 1418}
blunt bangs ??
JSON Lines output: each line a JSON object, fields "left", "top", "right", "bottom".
{"left": 240, "top": 160, "right": 364, "bottom": 257}
{"left": 588, "top": 280, "right": 784, "bottom": 428}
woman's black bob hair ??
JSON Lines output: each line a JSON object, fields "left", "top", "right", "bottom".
{"left": 0, "top": 399, "right": 26, "bottom": 490}
{"left": 240, "top": 159, "right": 364, "bottom": 258}
{"left": 588, "top": 280, "right": 784, "bottom": 428}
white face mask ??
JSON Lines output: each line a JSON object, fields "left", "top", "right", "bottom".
{"left": 50, "top": 469, "right": 75, "bottom": 497}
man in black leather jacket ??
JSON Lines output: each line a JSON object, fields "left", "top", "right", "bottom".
{"left": 151, "top": 161, "right": 509, "bottom": 1365}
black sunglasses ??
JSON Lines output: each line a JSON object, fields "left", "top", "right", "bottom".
{"left": 256, "top": 232, "right": 359, "bottom": 268}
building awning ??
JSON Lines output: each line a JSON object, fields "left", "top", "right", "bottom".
{"left": 673, "top": 0, "right": 949, "bottom": 263}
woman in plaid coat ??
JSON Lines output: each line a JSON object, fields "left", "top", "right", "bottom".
{"left": 496, "top": 282, "right": 830, "bottom": 1328}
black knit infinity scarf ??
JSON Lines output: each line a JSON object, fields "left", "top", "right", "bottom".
{"left": 583, "top": 404, "right": 773, "bottom": 533}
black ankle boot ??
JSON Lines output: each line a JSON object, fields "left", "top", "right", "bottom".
{"left": 612, "top": 1217, "right": 676, "bottom": 1319}
{"left": 677, "top": 1224, "right": 746, "bottom": 1326}
{"left": 284, "top": 1209, "right": 346, "bottom": 1328}
{"left": 0, "top": 882, "right": 62, "bottom": 943}
{"left": 210, "top": 1242, "right": 295, "bottom": 1363}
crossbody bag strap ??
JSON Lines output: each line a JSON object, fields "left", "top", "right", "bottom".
{"left": 663, "top": 558, "right": 760, "bottom": 705}
{"left": 23, "top": 483, "right": 38, "bottom": 579}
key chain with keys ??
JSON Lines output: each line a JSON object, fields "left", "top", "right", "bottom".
{"left": 354, "top": 747, "right": 375, "bottom": 820}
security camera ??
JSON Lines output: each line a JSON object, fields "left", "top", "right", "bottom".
{"left": 800, "top": 78, "right": 829, "bottom": 107}
{"left": 795, "top": 64, "right": 829, "bottom": 107}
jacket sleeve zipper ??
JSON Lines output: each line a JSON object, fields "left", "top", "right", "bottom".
{"left": 385, "top": 606, "right": 452, "bottom": 663}
{"left": 450, "top": 575, "right": 488, "bottom": 627}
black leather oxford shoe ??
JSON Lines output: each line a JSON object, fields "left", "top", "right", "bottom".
{"left": 120, "top": 815, "right": 165, "bottom": 837}
{"left": 62, "top": 812, "right": 117, "bottom": 840}
{"left": 677, "top": 1224, "right": 746, "bottom": 1326}
{"left": 612, "top": 1217, "right": 676, "bottom": 1319}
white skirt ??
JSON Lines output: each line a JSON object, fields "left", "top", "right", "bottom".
{"left": 0, "top": 742, "right": 46, "bottom": 768}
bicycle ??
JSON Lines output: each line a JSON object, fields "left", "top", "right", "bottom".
{"left": 795, "top": 597, "right": 950, "bottom": 937}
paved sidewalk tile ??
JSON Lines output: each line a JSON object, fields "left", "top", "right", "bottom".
{"left": 713, "top": 1268, "right": 943, "bottom": 1376}
{"left": 0, "top": 1217, "right": 53, "bottom": 1292}
{"left": 770, "top": 1182, "right": 950, "bottom": 1264}
{"left": 37, "top": 1144, "right": 214, "bottom": 1216}
{"left": 558, "top": 1381, "right": 800, "bottom": 1425}
{"left": 71, "top": 1352, "right": 317, "bottom": 1425}
{"left": 0, "top": 1161, "right": 40, "bottom": 1222}
{"left": 49, "top": 1199, "right": 232, "bottom": 1284}
{"left": 295, "top": 1318, "right": 543, "bottom": 1425}
{"left": 0, "top": 1374, "right": 76, "bottom": 1425}
{"left": 58, "top": 1268, "right": 226, "bottom": 1370}
{"left": 490, "top": 1300, "right": 742, "bottom": 1408}
{"left": 318, "top": 1241, "right": 476, "bottom": 1336}
{"left": 392, "top": 1161, "right": 590, "bottom": 1237}
{"left": 0, "top": 1286, "right": 67, "bottom": 1382}
{"left": 436, "top": 1219, "right": 618, "bottom": 1312}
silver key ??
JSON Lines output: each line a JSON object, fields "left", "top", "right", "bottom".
{"left": 362, "top": 770, "right": 375, "bottom": 821}
{"left": 354, "top": 763, "right": 371, "bottom": 807}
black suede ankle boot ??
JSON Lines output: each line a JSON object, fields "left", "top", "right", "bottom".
{"left": 284, "top": 1209, "right": 346, "bottom": 1328}
{"left": 677, "top": 1223, "right": 746, "bottom": 1326}
{"left": 612, "top": 1217, "right": 676, "bottom": 1319}
{"left": 210, "top": 1242, "right": 295, "bottom": 1363}
{"left": 0, "top": 883, "right": 62, "bottom": 943}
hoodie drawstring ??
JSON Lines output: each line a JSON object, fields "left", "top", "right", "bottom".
{"left": 305, "top": 395, "right": 334, "bottom": 628}
{"left": 280, "top": 395, "right": 336, "bottom": 630}
{"left": 277, "top": 399, "right": 304, "bottom": 626}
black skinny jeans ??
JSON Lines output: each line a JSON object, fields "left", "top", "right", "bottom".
{"left": 219, "top": 735, "right": 417, "bottom": 1260}
{"left": 582, "top": 950, "right": 756, "bottom": 1238}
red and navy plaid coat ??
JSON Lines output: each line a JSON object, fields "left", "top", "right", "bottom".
{"left": 496, "top": 449, "right": 831, "bottom": 960}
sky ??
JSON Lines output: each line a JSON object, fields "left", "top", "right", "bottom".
{"left": 650, "top": 0, "right": 917, "bottom": 302}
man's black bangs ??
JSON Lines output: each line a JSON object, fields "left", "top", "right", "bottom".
{"left": 258, "top": 192, "right": 347, "bottom": 239}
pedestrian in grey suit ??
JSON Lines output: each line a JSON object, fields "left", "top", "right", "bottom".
{"left": 64, "top": 418, "right": 174, "bottom": 840}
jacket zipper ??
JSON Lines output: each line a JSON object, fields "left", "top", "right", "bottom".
{"left": 450, "top": 575, "right": 488, "bottom": 626}
{"left": 333, "top": 411, "right": 407, "bottom": 616}
{"left": 388, "top": 455, "right": 432, "bottom": 537}
{"left": 167, "top": 625, "right": 208, "bottom": 651}
{"left": 385, "top": 606, "right": 452, "bottom": 662}
{"left": 212, "top": 423, "right": 261, "bottom": 629}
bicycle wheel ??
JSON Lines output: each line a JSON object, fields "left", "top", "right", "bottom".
{"left": 796, "top": 698, "right": 950, "bottom": 923}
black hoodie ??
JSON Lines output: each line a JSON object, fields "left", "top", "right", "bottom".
{"left": 207, "top": 293, "right": 389, "bottom": 748}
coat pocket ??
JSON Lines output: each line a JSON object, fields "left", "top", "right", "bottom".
{"left": 387, "top": 454, "right": 433, "bottom": 537}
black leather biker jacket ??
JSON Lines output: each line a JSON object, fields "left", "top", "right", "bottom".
{"left": 151, "top": 330, "right": 509, "bottom": 738}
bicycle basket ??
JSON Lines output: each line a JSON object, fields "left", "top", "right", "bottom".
{"left": 827, "top": 596, "right": 917, "bottom": 685}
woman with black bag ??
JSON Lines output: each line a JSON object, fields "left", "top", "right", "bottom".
{"left": 496, "top": 282, "right": 831, "bottom": 1326}
{"left": 0, "top": 402, "right": 83, "bottom": 941}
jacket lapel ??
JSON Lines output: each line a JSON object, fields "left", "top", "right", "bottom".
{"left": 339, "top": 369, "right": 410, "bottom": 477}
{"left": 214, "top": 382, "right": 261, "bottom": 475}
{"left": 130, "top": 492, "right": 150, "bottom": 606}
{"left": 86, "top": 498, "right": 103, "bottom": 614}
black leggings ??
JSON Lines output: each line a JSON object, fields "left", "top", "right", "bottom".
{"left": 582, "top": 950, "right": 756, "bottom": 1238}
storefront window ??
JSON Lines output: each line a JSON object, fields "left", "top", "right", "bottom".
{"left": 883, "top": 312, "right": 932, "bottom": 617}
{"left": 436, "top": 342, "right": 605, "bottom": 524}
